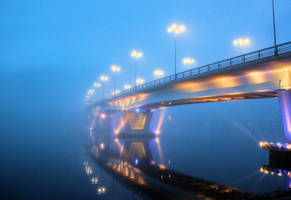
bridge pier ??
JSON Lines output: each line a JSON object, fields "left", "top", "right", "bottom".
{"left": 278, "top": 89, "right": 291, "bottom": 143}
{"left": 117, "top": 110, "right": 153, "bottom": 135}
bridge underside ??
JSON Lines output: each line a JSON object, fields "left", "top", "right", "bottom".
{"left": 140, "top": 91, "right": 278, "bottom": 109}
{"left": 92, "top": 48, "right": 291, "bottom": 142}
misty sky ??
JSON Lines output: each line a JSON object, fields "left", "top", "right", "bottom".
{"left": 1, "top": 0, "right": 291, "bottom": 114}
{"left": 1, "top": 1, "right": 291, "bottom": 198}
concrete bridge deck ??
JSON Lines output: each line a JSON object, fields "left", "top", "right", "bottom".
{"left": 93, "top": 41, "right": 291, "bottom": 111}
{"left": 90, "top": 41, "right": 291, "bottom": 142}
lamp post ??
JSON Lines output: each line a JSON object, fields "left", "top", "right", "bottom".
{"left": 111, "top": 65, "right": 121, "bottom": 98}
{"left": 130, "top": 50, "right": 143, "bottom": 90}
{"left": 272, "top": 0, "right": 277, "bottom": 55}
{"left": 85, "top": 88, "right": 95, "bottom": 103}
{"left": 167, "top": 23, "right": 186, "bottom": 80}
{"left": 93, "top": 82, "right": 101, "bottom": 100}
{"left": 100, "top": 75, "right": 109, "bottom": 98}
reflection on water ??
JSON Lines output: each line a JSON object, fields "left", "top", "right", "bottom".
{"left": 84, "top": 111, "right": 291, "bottom": 199}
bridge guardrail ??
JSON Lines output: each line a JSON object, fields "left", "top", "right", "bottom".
{"left": 99, "top": 41, "right": 291, "bottom": 104}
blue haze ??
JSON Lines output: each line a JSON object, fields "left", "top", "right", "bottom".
{"left": 0, "top": 0, "right": 291, "bottom": 199}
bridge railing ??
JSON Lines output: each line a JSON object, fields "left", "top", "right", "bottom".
{"left": 102, "top": 41, "right": 291, "bottom": 103}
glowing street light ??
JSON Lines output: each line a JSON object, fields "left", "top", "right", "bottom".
{"left": 93, "top": 82, "right": 101, "bottom": 88}
{"left": 111, "top": 65, "right": 121, "bottom": 72}
{"left": 111, "top": 90, "right": 121, "bottom": 96}
{"left": 100, "top": 75, "right": 109, "bottom": 98}
{"left": 167, "top": 23, "right": 186, "bottom": 79}
{"left": 233, "top": 38, "right": 251, "bottom": 46}
{"left": 87, "top": 89, "right": 95, "bottom": 95}
{"left": 131, "top": 50, "right": 143, "bottom": 89}
{"left": 100, "top": 75, "right": 109, "bottom": 81}
{"left": 182, "top": 57, "right": 195, "bottom": 66}
{"left": 97, "top": 186, "right": 106, "bottom": 195}
{"left": 91, "top": 177, "right": 98, "bottom": 184}
{"left": 124, "top": 84, "right": 132, "bottom": 90}
{"left": 136, "top": 78, "right": 144, "bottom": 85}
{"left": 100, "top": 113, "right": 106, "bottom": 119}
{"left": 131, "top": 50, "right": 143, "bottom": 58}
{"left": 153, "top": 69, "right": 164, "bottom": 77}
{"left": 110, "top": 65, "right": 121, "bottom": 98}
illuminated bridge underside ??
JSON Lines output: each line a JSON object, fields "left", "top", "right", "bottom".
{"left": 140, "top": 91, "right": 278, "bottom": 109}
{"left": 97, "top": 54, "right": 291, "bottom": 111}
{"left": 92, "top": 45, "right": 291, "bottom": 142}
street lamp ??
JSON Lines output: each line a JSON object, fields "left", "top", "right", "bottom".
{"left": 167, "top": 23, "right": 186, "bottom": 79}
{"left": 153, "top": 69, "right": 164, "bottom": 77}
{"left": 131, "top": 50, "right": 143, "bottom": 89}
{"left": 88, "top": 88, "right": 95, "bottom": 95}
{"left": 111, "top": 65, "right": 121, "bottom": 98}
{"left": 182, "top": 57, "right": 195, "bottom": 67}
{"left": 136, "top": 78, "right": 144, "bottom": 85}
{"left": 100, "top": 75, "right": 109, "bottom": 98}
{"left": 111, "top": 65, "right": 121, "bottom": 72}
{"left": 93, "top": 82, "right": 101, "bottom": 88}
{"left": 233, "top": 38, "right": 251, "bottom": 46}
{"left": 100, "top": 75, "right": 109, "bottom": 82}
{"left": 111, "top": 90, "right": 120, "bottom": 96}
{"left": 124, "top": 84, "right": 132, "bottom": 90}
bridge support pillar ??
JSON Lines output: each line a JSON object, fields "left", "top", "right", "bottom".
{"left": 115, "top": 110, "right": 153, "bottom": 135}
{"left": 125, "top": 110, "right": 153, "bottom": 133}
{"left": 278, "top": 89, "right": 291, "bottom": 143}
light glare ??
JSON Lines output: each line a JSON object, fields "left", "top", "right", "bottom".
{"left": 154, "top": 69, "right": 164, "bottom": 77}
{"left": 93, "top": 82, "right": 101, "bottom": 87}
{"left": 182, "top": 57, "right": 195, "bottom": 65}
{"left": 100, "top": 75, "right": 109, "bottom": 81}
{"left": 124, "top": 84, "right": 132, "bottom": 89}
{"left": 136, "top": 78, "right": 144, "bottom": 85}
{"left": 111, "top": 65, "right": 121, "bottom": 72}
{"left": 233, "top": 37, "right": 251, "bottom": 46}
{"left": 167, "top": 23, "right": 186, "bottom": 34}
{"left": 131, "top": 50, "right": 143, "bottom": 58}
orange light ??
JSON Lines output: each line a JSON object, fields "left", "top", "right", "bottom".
{"left": 247, "top": 71, "right": 266, "bottom": 84}
{"left": 212, "top": 76, "right": 239, "bottom": 88}
{"left": 159, "top": 164, "right": 166, "bottom": 170}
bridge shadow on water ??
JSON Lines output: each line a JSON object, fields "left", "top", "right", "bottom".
{"left": 84, "top": 123, "right": 291, "bottom": 200}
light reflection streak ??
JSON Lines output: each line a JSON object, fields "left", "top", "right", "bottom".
{"left": 250, "top": 174, "right": 265, "bottom": 191}
{"left": 115, "top": 138, "right": 126, "bottom": 156}
{"left": 155, "top": 137, "right": 164, "bottom": 164}
{"left": 155, "top": 109, "right": 166, "bottom": 135}
{"left": 114, "top": 114, "right": 129, "bottom": 135}
{"left": 236, "top": 170, "right": 261, "bottom": 183}
{"left": 228, "top": 119, "right": 260, "bottom": 143}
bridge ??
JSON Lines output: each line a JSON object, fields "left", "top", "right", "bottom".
{"left": 90, "top": 41, "right": 291, "bottom": 142}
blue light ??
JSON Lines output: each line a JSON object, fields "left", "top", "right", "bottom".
{"left": 135, "top": 108, "right": 140, "bottom": 113}
{"left": 134, "top": 158, "right": 139, "bottom": 165}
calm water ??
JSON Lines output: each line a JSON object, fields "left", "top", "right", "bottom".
{"left": 1, "top": 98, "right": 290, "bottom": 199}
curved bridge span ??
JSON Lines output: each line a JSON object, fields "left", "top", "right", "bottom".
{"left": 91, "top": 42, "right": 291, "bottom": 141}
